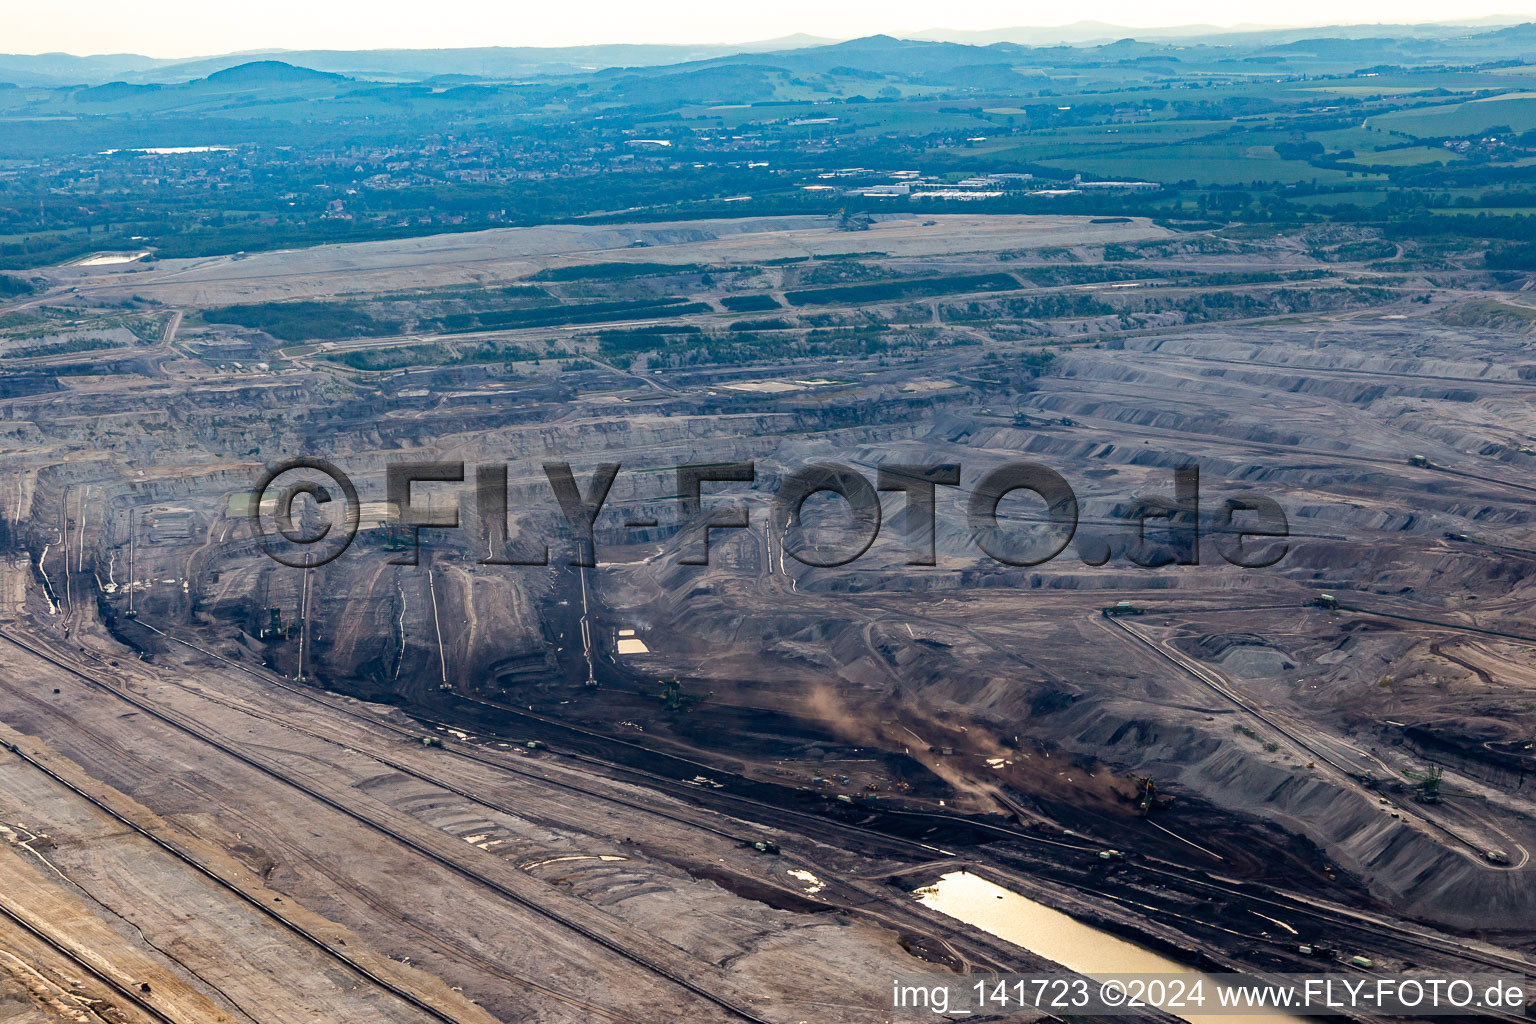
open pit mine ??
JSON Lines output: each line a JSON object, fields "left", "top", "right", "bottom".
{"left": 1, "top": 212, "right": 1534, "bottom": 1023}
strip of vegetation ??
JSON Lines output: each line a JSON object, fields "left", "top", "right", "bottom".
{"left": 1158, "top": 286, "right": 1399, "bottom": 320}
{"left": 1486, "top": 242, "right": 1536, "bottom": 271}
{"left": 0, "top": 307, "right": 69, "bottom": 332}
{"left": 720, "top": 294, "right": 782, "bottom": 312}
{"left": 0, "top": 371, "right": 61, "bottom": 397}
{"left": 376, "top": 283, "right": 551, "bottom": 302}
{"left": 5, "top": 336, "right": 121, "bottom": 358}
{"left": 1164, "top": 269, "right": 1329, "bottom": 286}
{"left": 784, "top": 273, "right": 1020, "bottom": 307}
{"left": 796, "top": 261, "right": 900, "bottom": 285}
{"left": 728, "top": 318, "right": 797, "bottom": 332}
{"left": 528, "top": 262, "right": 709, "bottom": 282}
{"left": 429, "top": 298, "right": 709, "bottom": 333}
{"left": 0, "top": 275, "right": 36, "bottom": 298}
{"left": 944, "top": 284, "right": 1392, "bottom": 324}
{"left": 203, "top": 300, "right": 403, "bottom": 342}
{"left": 595, "top": 324, "right": 702, "bottom": 357}
{"left": 943, "top": 293, "right": 1118, "bottom": 322}
{"left": 1435, "top": 298, "right": 1536, "bottom": 330}
{"left": 34, "top": 361, "right": 135, "bottom": 376}
{"left": 322, "top": 340, "right": 537, "bottom": 371}
{"left": 1015, "top": 264, "right": 1152, "bottom": 286}
{"left": 598, "top": 325, "right": 905, "bottom": 369}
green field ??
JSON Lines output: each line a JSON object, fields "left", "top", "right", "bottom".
{"left": 1374, "top": 95, "right": 1536, "bottom": 137}
{"left": 1038, "top": 145, "right": 1377, "bottom": 186}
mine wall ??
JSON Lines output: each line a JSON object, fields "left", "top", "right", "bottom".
{"left": 1032, "top": 696, "right": 1536, "bottom": 931}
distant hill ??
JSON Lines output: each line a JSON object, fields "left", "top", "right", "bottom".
{"left": 72, "top": 80, "right": 161, "bottom": 103}
{"left": 911, "top": 16, "right": 1530, "bottom": 46}
{"left": 2, "top": 20, "right": 1534, "bottom": 91}
{"left": 0, "top": 36, "right": 839, "bottom": 87}
{"left": 591, "top": 35, "right": 1035, "bottom": 83}
{"left": 581, "top": 23, "right": 1536, "bottom": 89}
{"left": 604, "top": 64, "right": 782, "bottom": 104}
{"left": 201, "top": 60, "right": 346, "bottom": 86}
{"left": 0, "top": 51, "right": 165, "bottom": 87}
{"left": 910, "top": 21, "right": 1283, "bottom": 45}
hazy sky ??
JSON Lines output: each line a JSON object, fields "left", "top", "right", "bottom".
{"left": 8, "top": 0, "right": 1536, "bottom": 57}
